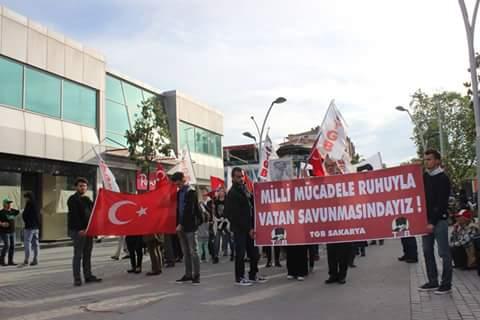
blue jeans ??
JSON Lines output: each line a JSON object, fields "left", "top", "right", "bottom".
{"left": 24, "top": 228, "right": 40, "bottom": 263}
{"left": 0, "top": 232, "right": 15, "bottom": 264}
{"left": 422, "top": 220, "right": 452, "bottom": 288}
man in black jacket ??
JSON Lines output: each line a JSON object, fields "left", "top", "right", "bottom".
{"left": 225, "top": 167, "right": 266, "bottom": 286}
{"left": 172, "top": 172, "right": 202, "bottom": 285}
{"left": 418, "top": 149, "right": 452, "bottom": 295}
{"left": 67, "top": 177, "right": 102, "bottom": 286}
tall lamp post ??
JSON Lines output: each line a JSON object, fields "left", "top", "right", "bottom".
{"left": 395, "top": 106, "right": 427, "bottom": 152}
{"left": 459, "top": 0, "right": 480, "bottom": 215}
{"left": 257, "top": 97, "right": 287, "bottom": 155}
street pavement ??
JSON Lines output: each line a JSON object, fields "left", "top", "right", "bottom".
{"left": 0, "top": 239, "right": 477, "bottom": 320}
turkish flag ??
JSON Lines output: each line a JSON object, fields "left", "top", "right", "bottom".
{"left": 210, "top": 176, "right": 225, "bottom": 191}
{"left": 308, "top": 148, "right": 325, "bottom": 177}
{"left": 244, "top": 174, "right": 254, "bottom": 193}
{"left": 86, "top": 182, "right": 177, "bottom": 236}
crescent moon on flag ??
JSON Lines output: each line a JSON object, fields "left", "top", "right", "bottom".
{"left": 108, "top": 200, "right": 136, "bottom": 225}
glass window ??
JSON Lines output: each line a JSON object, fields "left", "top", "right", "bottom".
{"left": 179, "top": 122, "right": 195, "bottom": 151}
{"left": 195, "top": 128, "right": 209, "bottom": 154}
{"left": 215, "top": 135, "right": 222, "bottom": 157}
{"left": 123, "top": 82, "right": 144, "bottom": 107}
{"left": 106, "top": 75, "right": 125, "bottom": 104}
{"left": 106, "top": 131, "right": 128, "bottom": 148}
{"left": 142, "top": 90, "right": 156, "bottom": 102}
{"left": 0, "top": 57, "right": 23, "bottom": 108}
{"left": 25, "top": 68, "right": 61, "bottom": 117}
{"left": 106, "top": 100, "right": 130, "bottom": 133}
{"left": 63, "top": 81, "right": 97, "bottom": 127}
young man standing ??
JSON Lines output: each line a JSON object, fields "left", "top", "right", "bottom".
{"left": 67, "top": 177, "right": 102, "bottom": 286}
{"left": 418, "top": 149, "right": 452, "bottom": 295}
{"left": 0, "top": 198, "right": 20, "bottom": 266}
{"left": 225, "top": 167, "right": 266, "bottom": 286}
{"left": 172, "top": 172, "right": 202, "bottom": 285}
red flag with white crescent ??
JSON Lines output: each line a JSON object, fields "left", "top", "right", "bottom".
{"left": 86, "top": 182, "right": 177, "bottom": 236}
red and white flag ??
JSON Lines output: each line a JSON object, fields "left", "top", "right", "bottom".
{"left": 308, "top": 100, "right": 351, "bottom": 176}
{"left": 86, "top": 182, "right": 177, "bottom": 236}
{"left": 258, "top": 133, "right": 275, "bottom": 181}
{"left": 93, "top": 147, "right": 120, "bottom": 192}
{"left": 210, "top": 176, "right": 225, "bottom": 192}
{"left": 168, "top": 145, "right": 197, "bottom": 185}
{"left": 136, "top": 163, "right": 168, "bottom": 191}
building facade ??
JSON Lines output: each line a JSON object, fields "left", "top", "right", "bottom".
{"left": 0, "top": 6, "right": 223, "bottom": 241}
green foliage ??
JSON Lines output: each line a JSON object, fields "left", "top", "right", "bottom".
{"left": 409, "top": 90, "right": 476, "bottom": 188}
{"left": 126, "top": 96, "right": 172, "bottom": 174}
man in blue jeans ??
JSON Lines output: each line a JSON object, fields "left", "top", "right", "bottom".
{"left": 418, "top": 149, "right": 452, "bottom": 295}
{"left": 0, "top": 198, "right": 20, "bottom": 266}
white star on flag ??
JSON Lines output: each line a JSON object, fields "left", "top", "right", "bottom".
{"left": 136, "top": 207, "right": 148, "bottom": 216}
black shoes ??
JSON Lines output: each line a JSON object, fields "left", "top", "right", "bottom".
{"left": 265, "top": 262, "right": 272, "bottom": 268}
{"left": 176, "top": 275, "right": 193, "bottom": 284}
{"left": 398, "top": 256, "right": 406, "bottom": 261}
{"left": 405, "top": 258, "right": 418, "bottom": 263}
{"left": 146, "top": 271, "right": 161, "bottom": 276}
{"left": 85, "top": 276, "right": 102, "bottom": 283}
{"left": 275, "top": 262, "right": 282, "bottom": 267}
{"left": 418, "top": 282, "right": 439, "bottom": 292}
{"left": 192, "top": 275, "right": 200, "bottom": 285}
{"left": 74, "top": 280, "right": 82, "bottom": 287}
{"left": 337, "top": 278, "right": 346, "bottom": 284}
{"left": 325, "top": 277, "right": 338, "bottom": 284}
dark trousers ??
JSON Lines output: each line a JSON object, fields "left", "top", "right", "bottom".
{"left": 208, "top": 231, "right": 217, "bottom": 259}
{"left": 451, "top": 246, "right": 468, "bottom": 269}
{"left": 265, "top": 246, "right": 280, "bottom": 264}
{"left": 401, "top": 237, "right": 418, "bottom": 259}
{"left": 126, "top": 235, "right": 143, "bottom": 270}
{"left": 0, "top": 232, "right": 15, "bottom": 263}
{"left": 422, "top": 220, "right": 452, "bottom": 288}
{"left": 233, "top": 231, "right": 259, "bottom": 282}
{"left": 287, "top": 246, "right": 308, "bottom": 277}
{"left": 144, "top": 236, "right": 162, "bottom": 272}
{"left": 308, "top": 245, "right": 319, "bottom": 268}
{"left": 327, "top": 243, "right": 352, "bottom": 280}
{"left": 69, "top": 230, "right": 93, "bottom": 282}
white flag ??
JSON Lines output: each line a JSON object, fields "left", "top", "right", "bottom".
{"left": 168, "top": 145, "right": 197, "bottom": 185}
{"left": 354, "top": 152, "right": 383, "bottom": 171}
{"left": 258, "top": 133, "right": 275, "bottom": 181}
{"left": 92, "top": 147, "right": 120, "bottom": 192}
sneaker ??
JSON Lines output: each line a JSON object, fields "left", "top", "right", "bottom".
{"left": 176, "top": 275, "right": 192, "bottom": 284}
{"left": 74, "top": 280, "right": 82, "bottom": 287}
{"left": 418, "top": 282, "right": 439, "bottom": 292}
{"left": 337, "top": 278, "right": 346, "bottom": 284}
{"left": 192, "top": 275, "right": 200, "bottom": 285}
{"left": 235, "top": 278, "right": 253, "bottom": 286}
{"left": 29, "top": 260, "right": 38, "bottom": 266}
{"left": 111, "top": 256, "right": 119, "bottom": 260}
{"left": 250, "top": 276, "right": 268, "bottom": 283}
{"left": 17, "top": 262, "right": 28, "bottom": 268}
{"left": 297, "top": 276, "right": 305, "bottom": 281}
{"left": 434, "top": 286, "right": 452, "bottom": 295}
{"left": 398, "top": 256, "right": 406, "bottom": 261}
{"left": 287, "top": 275, "right": 295, "bottom": 280}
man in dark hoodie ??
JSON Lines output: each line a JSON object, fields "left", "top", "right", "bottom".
{"left": 418, "top": 149, "right": 452, "bottom": 295}
{"left": 225, "top": 167, "right": 267, "bottom": 286}
{"left": 20, "top": 192, "right": 41, "bottom": 267}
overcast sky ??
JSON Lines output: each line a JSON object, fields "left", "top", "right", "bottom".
{"left": 3, "top": 0, "right": 475, "bottom": 165}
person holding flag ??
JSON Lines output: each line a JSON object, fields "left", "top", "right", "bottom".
{"left": 67, "top": 177, "right": 102, "bottom": 287}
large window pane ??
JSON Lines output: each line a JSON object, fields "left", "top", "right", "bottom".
{"left": 195, "top": 128, "right": 209, "bottom": 154}
{"left": 25, "top": 68, "right": 61, "bottom": 117}
{"left": 106, "top": 75, "right": 125, "bottom": 104}
{"left": 142, "top": 90, "right": 155, "bottom": 101}
{"left": 106, "top": 131, "right": 128, "bottom": 148}
{"left": 215, "top": 135, "right": 222, "bottom": 157}
{"left": 123, "top": 82, "right": 144, "bottom": 107}
{"left": 0, "top": 57, "right": 23, "bottom": 108}
{"left": 63, "top": 81, "right": 97, "bottom": 127}
{"left": 180, "top": 122, "right": 195, "bottom": 151}
{"left": 106, "top": 100, "right": 130, "bottom": 133}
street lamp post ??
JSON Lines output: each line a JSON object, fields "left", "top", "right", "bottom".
{"left": 257, "top": 97, "right": 287, "bottom": 157}
{"left": 395, "top": 106, "right": 427, "bottom": 152}
{"left": 459, "top": 0, "right": 480, "bottom": 215}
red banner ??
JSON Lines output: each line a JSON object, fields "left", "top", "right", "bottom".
{"left": 254, "top": 164, "right": 428, "bottom": 246}
{"left": 86, "top": 182, "right": 177, "bottom": 236}
{"left": 136, "top": 164, "right": 168, "bottom": 191}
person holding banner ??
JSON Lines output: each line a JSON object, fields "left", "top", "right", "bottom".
{"left": 226, "top": 167, "right": 266, "bottom": 286}
{"left": 418, "top": 149, "right": 452, "bottom": 295}
{"left": 323, "top": 158, "right": 352, "bottom": 285}
{"left": 172, "top": 172, "right": 202, "bottom": 285}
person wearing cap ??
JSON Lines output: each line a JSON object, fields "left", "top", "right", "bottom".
{"left": 171, "top": 171, "right": 202, "bottom": 285}
{"left": 0, "top": 198, "right": 20, "bottom": 266}
{"left": 450, "top": 209, "right": 479, "bottom": 269}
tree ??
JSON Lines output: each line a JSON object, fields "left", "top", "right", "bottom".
{"left": 126, "top": 96, "right": 172, "bottom": 188}
{"left": 409, "top": 90, "right": 476, "bottom": 189}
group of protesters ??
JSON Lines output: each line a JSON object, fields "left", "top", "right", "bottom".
{"left": 5, "top": 147, "right": 480, "bottom": 296}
